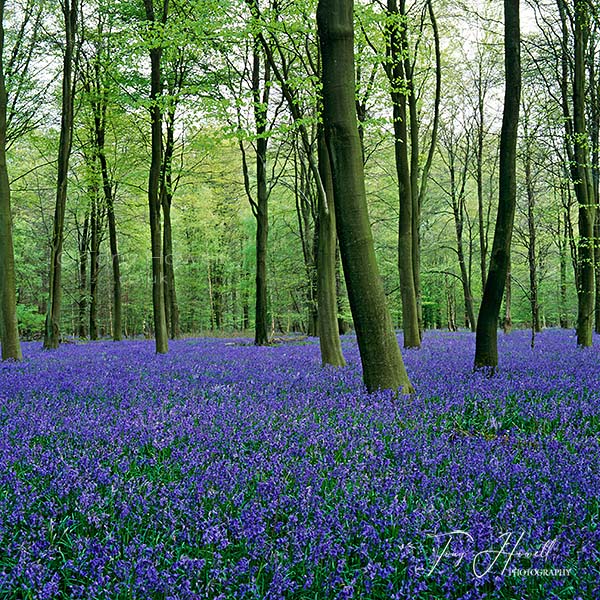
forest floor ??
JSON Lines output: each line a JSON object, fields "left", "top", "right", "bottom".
{"left": 0, "top": 330, "right": 597, "bottom": 599}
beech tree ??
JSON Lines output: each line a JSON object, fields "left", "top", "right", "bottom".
{"left": 0, "top": 0, "right": 21, "bottom": 360}
{"left": 474, "top": 0, "right": 521, "bottom": 369}
{"left": 379, "top": 0, "right": 440, "bottom": 348}
{"left": 318, "top": 0, "right": 412, "bottom": 392}
{"left": 248, "top": 0, "right": 345, "bottom": 365}
{"left": 143, "top": 0, "right": 169, "bottom": 353}
{"left": 44, "top": 0, "right": 78, "bottom": 349}
{"left": 570, "top": 0, "right": 595, "bottom": 346}
{"left": 82, "top": 6, "right": 124, "bottom": 341}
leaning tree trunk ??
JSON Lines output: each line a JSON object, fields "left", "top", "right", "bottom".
{"left": 318, "top": 0, "right": 413, "bottom": 393}
{"left": 144, "top": 0, "right": 168, "bottom": 354}
{"left": 316, "top": 129, "right": 346, "bottom": 367}
{"left": 336, "top": 247, "right": 351, "bottom": 334}
{"left": 44, "top": 0, "right": 77, "bottom": 350}
{"left": 252, "top": 18, "right": 345, "bottom": 363}
{"left": 474, "top": 0, "right": 520, "bottom": 369}
{"left": 0, "top": 0, "right": 21, "bottom": 360}
{"left": 161, "top": 107, "right": 180, "bottom": 339}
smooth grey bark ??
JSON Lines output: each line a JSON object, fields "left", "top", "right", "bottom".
{"left": 318, "top": 0, "right": 413, "bottom": 393}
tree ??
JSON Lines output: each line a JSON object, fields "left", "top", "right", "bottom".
{"left": 384, "top": 0, "right": 420, "bottom": 348}
{"left": 44, "top": 0, "right": 78, "bottom": 349}
{"left": 378, "top": 0, "right": 440, "bottom": 348}
{"left": 571, "top": 0, "right": 595, "bottom": 346}
{"left": 248, "top": 42, "right": 270, "bottom": 346}
{"left": 143, "top": 0, "right": 169, "bottom": 354}
{"left": 474, "top": 0, "right": 521, "bottom": 369}
{"left": 318, "top": 0, "right": 413, "bottom": 393}
{"left": 248, "top": 0, "right": 346, "bottom": 365}
{"left": 522, "top": 103, "right": 542, "bottom": 338}
{"left": 0, "top": 0, "right": 21, "bottom": 360}
{"left": 81, "top": 6, "right": 124, "bottom": 341}
{"left": 438, "top": 115, "right": 476, "bottom": 332}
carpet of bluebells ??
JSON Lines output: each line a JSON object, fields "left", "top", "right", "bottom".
{"left": 0, "top": 329, "right": 598, "bottom": 599}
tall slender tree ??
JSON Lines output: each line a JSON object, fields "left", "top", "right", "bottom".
{"left": 247, "top": 0, "right": 346, "bottom": 365}
{"left": 572, "top": 0, "right": 595, "bottom": 346}
{"left": 474, "top": 0, "right": 521, "bottom": 369}
{"left": 144, "top": 0, "right": 169, "bottom": 353}
{"left": 82, "top": 8, "right": 124, "bottom": 342}
{"left": 318, "top": 0, "right": 413, "bottom": 392}
{"left": 0, "top": 0, "right": 21, "bottom": 360}
{"left": 250, "top": 42, "right": 270, "bottom": 346}
{"left": 44, "top": 0, "right": 78, "bottom": 349}
{"left": 385, "top": 0, "right": 420, "bottom": 348}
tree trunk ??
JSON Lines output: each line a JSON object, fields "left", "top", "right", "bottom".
{"left": 254, "top": 146, "right": 269, "bottom": 344}
{"left": 573, "top": 0, "right": 595, "bottom": 346}
{"left": 252, "top": 19, "right": 345, "bottom": 363}
{"left": 93, "top": 100, "right": 122, "bottom": 341}
{"left": 336, "top": 247, "right": 351, "bottom": 334}
{"left": 144, "top": 0, "right": 168, "bottom": 354}
{"left": 160, "top": 105, "right": 180, "bottom": 339}
{"left": 476, "top": 61, "right": 488, "bottom": 292}
{"left": 316, "top": 130, "right": 346, "bottom": 366}
{"left": 595, "top": 211, "right": 600, "bottom": 334}
{"left": 318, "top": 0, "right": 413, "bottom": 393}
{"left": 386, "top": 0, "right": 420, "bottom": 349}
{"left": 89, "top": 192, "right": 100, "bottom": 341}
{"left": 210, "top": 259, "right": 224, "bottom": 330}
{"left": 0, "top": 1, "right": 21, "bottom": 360}
{"left": 446, "top": 141, "right": 476, "bottom": 332}
{"left": 502, "top": 264, "right": 512, "bottom": 334}
{"left": 474, "top": 0, "right": 520, "bottom": 369}
{"left": 414, "top": 0, "right": 441, "bottom": 337}
{"left": 253, "top": 46, "right": 270, "bottom": 346}
{"left": 44, "top": 0, "right": 77, "bottom": 350}
{"left": 77, "top": 214, "right": 89, "bottom": 339}
{"left": 559, "top": 213, "right": 569, "bottom": 328}
{"left": 524, "top": 132, "right": 541, "bottom": 333}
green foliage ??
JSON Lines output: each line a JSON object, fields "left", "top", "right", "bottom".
{"left": 17, "top": 305, "right": 45, "bottom": 339}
